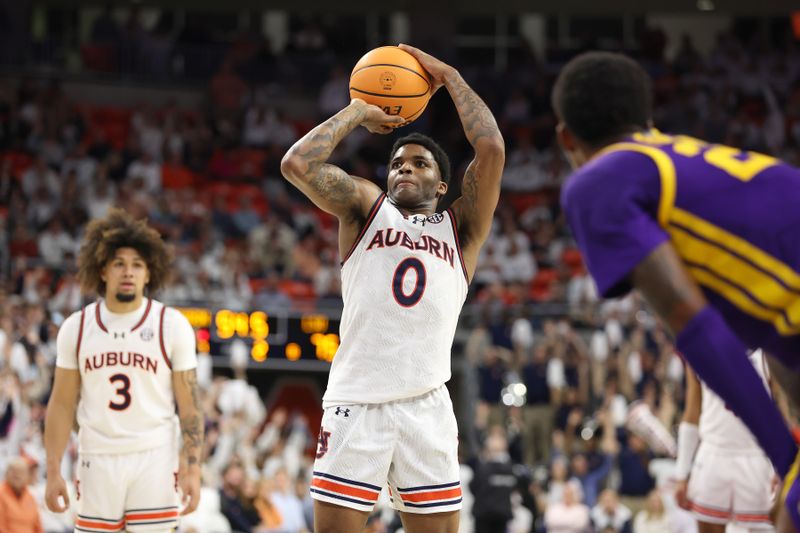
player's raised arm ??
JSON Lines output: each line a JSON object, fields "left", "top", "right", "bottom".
{"left": 280, "top": 99, "right": 403, "bottom": 220}
{"left": 631, "top": 242, "right": 797, "bottom": 480}
{"left": 399, "top": 44, "right": 505, "bottom": 271}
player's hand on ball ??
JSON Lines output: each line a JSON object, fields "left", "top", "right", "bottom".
{"left": 179, "top": 464, "right": 202, "bottom": 515}
{"left": 351, "top": 99, "right": 405, "bottom": 134}
{"left": 45, "top": 473, "right": 70, "bottom": 512}
{"left": 397, "top": 44, "right": 456, "bottom": 93}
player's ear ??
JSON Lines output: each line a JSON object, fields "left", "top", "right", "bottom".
{"left": 436, "top": 180, "right": 448, "bottom": 197}
{"left": 556, "top": 122, "right": 575, "bottom": 152}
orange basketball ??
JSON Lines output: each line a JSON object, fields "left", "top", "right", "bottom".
{"left": 349, "top": 46, "right": 432, "bottom": 125}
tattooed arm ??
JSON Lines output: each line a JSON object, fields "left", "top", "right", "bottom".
{"left": 400, "top": 44, "right": 505, "bottom": 279}
{"left": 173, "top": 369, "right": 203, "bottom": 514}
{"left": 281, "top": 100, "right": 403, "bottom": 255}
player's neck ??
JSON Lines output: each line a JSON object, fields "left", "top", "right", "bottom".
{"left": 104, "top": 294, "right": 145, "bottom": 314}
{"left": 388, "top": 197, "right": 436, "bottom": 217}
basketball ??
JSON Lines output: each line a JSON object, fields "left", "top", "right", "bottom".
{"left": 349, "top": 46, "right": 432, "bottom": 125}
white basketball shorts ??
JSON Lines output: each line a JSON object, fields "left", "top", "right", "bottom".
{"left": 311, "top": 384, "right": 462, "bottom": 514}
{"left": 75, "top": 443, "right": 180, "bottom": 532}
{"left": 687, "top": 442, "right": 775, "bottom": 529}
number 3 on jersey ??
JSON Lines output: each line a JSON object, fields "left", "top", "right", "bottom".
{"left": 109, "top": 373, "right": 131, "bottom": 410}
{"left": 392, "top": 258, "right": 427, "bottom": 307}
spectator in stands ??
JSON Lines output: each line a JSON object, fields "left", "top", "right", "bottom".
{"left": 591, "top": 489, "right": 632, "bottom": 533}
{"left": 477, "top": 346, "right": 508, "bottom": 427}
{"left": 470, "top": 430, "right": 516, "bottom": 533}
{"left": 253, "top": 478, "right": 283, "bottom": 532}
{"left": 126, "top": 148, "right": 161, "bottom": 193}
{"left": 632, "top": 490, "right": 670, "bottom": 533}
{"left": 0, "top": 456, "right": 44, "bottom": 533}
{"left": 617, "top": 433, "right": 656, "bottom": 502}
{"left": 210, "top": 59, "right": 248, "bottom": 119}
{"left": 521, "top": 343, "right": 559, "bottom": 465}
{"left": 269, "top": 467, "right": 308, "bottom": 533}
{"left": 317, "top": 66, "right": 349, "bottom": 118}
{"left": 36, "top": 218, "right": 75, "bottom": 269}
{"left": 219, "top": 461, "right": 260, "bottom": 533}
{"left": 544, "top": 481, "right": 590, "bottom": 533}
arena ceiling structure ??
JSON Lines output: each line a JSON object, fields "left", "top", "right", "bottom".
{"left": 22, "top": 0, "right": 800, "bottom": 14}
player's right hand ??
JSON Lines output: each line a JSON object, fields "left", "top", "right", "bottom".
{"left": 674, "top": 479, "right": 690, "bottom": 510}
{"left": 45, "top": 474, "right": 70, "bottom": 513}
{"left": 350, "top": 99, "right": 405, "bottom": 134}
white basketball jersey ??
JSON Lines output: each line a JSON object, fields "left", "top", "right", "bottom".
{"left": 323, "top": 194, "right": 469, "bottom": 406}
{"left": 56, "top": 298, "right": 197, "bottom": 454}
{"left": 699, "top": 349, "right": 770, "bottom": 451}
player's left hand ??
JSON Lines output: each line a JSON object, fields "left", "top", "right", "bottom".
{"left": 178, "top": 464, "right": 202, "bottom": 515}
{"left": 397, "top": 44, "right": 456, "bottom": 94}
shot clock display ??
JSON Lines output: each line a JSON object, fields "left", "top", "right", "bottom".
{"left": 176, "top": 307, "right": 340, "bottom": 369}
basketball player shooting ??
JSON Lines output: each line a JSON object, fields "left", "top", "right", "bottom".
{"left": 44, "top": 209, "right": 203, "bottom": 532}
{"left": 281, "top": 43, "right": 504, "bottom": 533}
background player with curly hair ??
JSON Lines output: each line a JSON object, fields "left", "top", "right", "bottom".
{"left": 44, "top": 208, "right": 203, "bottom": 532}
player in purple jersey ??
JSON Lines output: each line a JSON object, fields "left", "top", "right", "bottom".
{"left": 552, "top": 51, "right": 800, "bottom": 532}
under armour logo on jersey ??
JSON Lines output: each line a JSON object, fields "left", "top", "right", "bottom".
{"left": 81, "top": 460, "right": 90, "bottom": 468}
{"left": 335, "top": 407, "right": 350, "bottom": 417}
{"left": 409, "top": 214, "right": 427, "bottom": 226}
{"left": 113, "top": 332, "right": 125, "bottom": 339}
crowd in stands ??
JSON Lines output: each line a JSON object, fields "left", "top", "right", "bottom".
{"left": 1, "top": 9, "right": 800, "bottom": 532}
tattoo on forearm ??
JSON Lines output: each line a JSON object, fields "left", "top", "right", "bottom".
{"left": 179, "top": 371, "right": 204, "bottom": 464}
{"left": 285, "top": 105, "right": 365, "bottom": 202}
{"left": 446, "top": 73, "right": 502, "bottom": 147}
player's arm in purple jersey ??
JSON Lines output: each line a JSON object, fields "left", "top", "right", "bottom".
{"left": 562, "top": 154, "right": 797, "bottom": 474}
{"left": 281, "top": 100, "right": 404, "bottom": 258}
{"left": 400, "top": 44, "right": 505, "bottom": 279}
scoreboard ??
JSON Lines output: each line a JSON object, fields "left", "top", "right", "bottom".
{"left": 176, "top": 307, "right": 340, "bottom": 370}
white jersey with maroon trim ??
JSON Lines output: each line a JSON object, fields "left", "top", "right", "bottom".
{"left": 56, "top": 298, "right": 197, "bottom": 454}
{"left": 699, "top": 349, "right": 770, "bottom": 451}
{"left": 323, "top": 194, "right": 469, "bottom": 407}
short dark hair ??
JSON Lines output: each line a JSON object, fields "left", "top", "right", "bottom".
{"left": 389, "top": 133, "right": 451, "bottom": 185}
{"left": 78, "top": 208, "right": 173, "bottom": 295}
{"left": 552, "top": 51, "right": 652, "bottom": 147}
